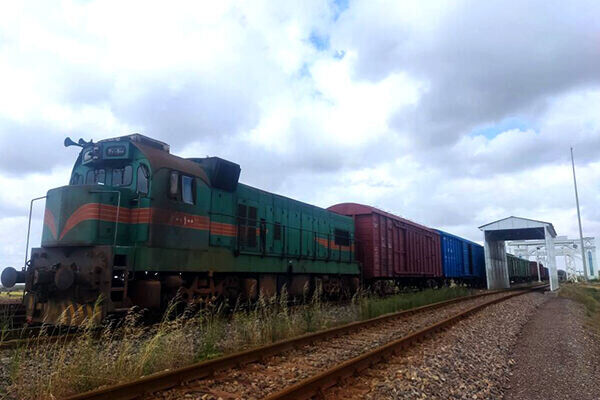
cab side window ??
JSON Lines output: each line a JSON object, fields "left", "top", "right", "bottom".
{"left": 137, "top": 165, "right": 149, "bottom": 195}
{"left": 181, "top": 175, "right": 194, "bottom": 204}
{"left": 169, "top": 171, "right": 179, "bottom": 199}
{"left": 70, "top": 173, "right": 83, "bottom": 185}
{"left": 168, "top": 170, "right": 194, "bottom": 204}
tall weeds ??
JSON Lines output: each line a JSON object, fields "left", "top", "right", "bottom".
{"left": 3, "top": 285, "right": 471, "bottom": 399}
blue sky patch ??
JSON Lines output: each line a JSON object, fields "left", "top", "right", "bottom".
{"left": 309, "top": 31, "right": 329, "bottom": 51}
{"left": 333, "top": 50, "right": 346, "bottom": 59}
{"left": 333, "top": 0, "right": 349, "bottom": 20}
{"left": 471, "top": 117, "right": 534, "bottom": 139}
{"left": 298, "top": 63, "right": 311, "bottom": 78}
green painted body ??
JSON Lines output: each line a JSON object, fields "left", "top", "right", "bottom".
{"left": 41, "top": 138, "right": 357, "bottom": 275}
{"left": 26, "top": 135, "right": 358, "bottom": 324}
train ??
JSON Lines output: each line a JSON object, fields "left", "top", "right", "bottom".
{"left": 529, "top": 260, "right": 548, "bottom": 281}
{"left": 506, "top": 255, "right": 548, "bottom": 284}
{"left": 0, "top": 134, "right": 547, "bottom": 325}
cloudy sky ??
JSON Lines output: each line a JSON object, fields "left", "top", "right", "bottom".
{"left": 0, "top": 0, "right": 599, "bottom": 273}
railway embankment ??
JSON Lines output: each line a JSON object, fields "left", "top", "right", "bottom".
{"left": 323, "top": 291, "right": 548, "bottom": 399}
{"left": 505, "top": 285, "right": 600, "bottom": 400}
{"left": 321, "top": 285, "right": 600, "bottom": 400}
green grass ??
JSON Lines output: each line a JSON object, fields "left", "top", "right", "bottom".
{"left": 0, "top": 290, "right": 23, "bottom": 299}
{"left": 356, "top": 286, "right": 472, "bottom": 320}
{"left": 559, "top": 283, "right": 600, "bottom": 333}
{"left": 3, "top": 284, "right": 473, "bottom": 399}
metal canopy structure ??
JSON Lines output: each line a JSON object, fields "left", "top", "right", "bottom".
{"left": 508, "top": 236, "right": 597, "bottom": 282}
{"left": 479, "top": 216, "right": 559, "bottom": 291}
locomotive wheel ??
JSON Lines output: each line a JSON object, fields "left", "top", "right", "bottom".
{"left": 322, "top": 277, "right": 342, "bottom": 298}
{"left": 221, "top": 276, "right": 240, "bottom": 301}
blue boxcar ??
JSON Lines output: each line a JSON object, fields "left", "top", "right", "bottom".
{"left": 437, "top": 230, "right": 486, "bottom": 283}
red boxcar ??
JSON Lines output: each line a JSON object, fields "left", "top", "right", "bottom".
{"left": 529, "top": 261, "right": 548, "bottom": 280}
{"left": 327, "top": 203, "right": 442, "bottom": 281}
{"left": 540, "top": 263, "right": 548, "bottom": 280}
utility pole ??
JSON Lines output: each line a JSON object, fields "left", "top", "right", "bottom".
{"left": 571, "top": 147, "right": 588, "bottom": 280}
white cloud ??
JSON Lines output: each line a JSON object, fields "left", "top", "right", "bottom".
{"left": 0, "top": 0, "right": 599, "bottom": 275}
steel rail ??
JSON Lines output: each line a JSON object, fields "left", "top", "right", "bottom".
{"left": 62, "top": 285, "right": 545, "bottom": 400}
{"left": 0, "top": 331, "right": 82, "bottom": 350}
{"left": 263, "top": 284, "right": 549, "bottom": 400}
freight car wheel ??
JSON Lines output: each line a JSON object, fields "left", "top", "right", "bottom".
{"left": 426, "top": 279, "right": 438, "bottom": 289}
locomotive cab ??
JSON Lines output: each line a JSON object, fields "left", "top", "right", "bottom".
{"left": 5, "top": 135, "right": 162, "bottom": 324}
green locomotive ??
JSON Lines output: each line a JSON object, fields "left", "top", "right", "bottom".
{"left": 1, "top": 134, "right": 359, "bottom": 325}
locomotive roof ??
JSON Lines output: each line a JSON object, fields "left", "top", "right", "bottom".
{"left": 103, "top": 134, "right": 210, "bottom": 185}
{"left": 327, "top": 202, "right": 437, "bottom": 233}
{"left": 134, "top": 142, "right": 210, "bottom": 185}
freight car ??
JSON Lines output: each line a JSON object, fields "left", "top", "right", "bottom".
{"left": 436, "top": 230, "right": 486, "bottom": 286}
{"left": 507, "top": 254, "right": 531, "bottom": 283}
{"left": 327, "top": 203, "right": 442, "bottom": 289}
{"left": 0, "top": 134, "right": 359, "bottom": 325}
{"left": 528, "top": 261, "right": 548, "bottom": 281}
{"left": 541, "top": 264, "right": 549, "bottom": 280}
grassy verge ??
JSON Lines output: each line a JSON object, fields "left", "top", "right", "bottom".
{"left": 3, "top": 285, "right": 473, "bottom": 399}
{"left": 559, "top": 283, "right": 600, "bottom": 333}
{"left": 0, "top": 290, "right": 23, "bottom": 300}
{"left": 356, "top": 286, "right": 471, "bottom": 320}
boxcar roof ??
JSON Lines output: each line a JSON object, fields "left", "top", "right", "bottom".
{"left": 436, "top": 229, "right": 483, "bottom": 248}
{"left": 327, "top": 202, "right": 437, "bottom": 233}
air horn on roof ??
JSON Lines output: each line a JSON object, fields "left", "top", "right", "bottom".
{"left": 64, "top": 137, "right": 82, "bottom": 148}
{"left": 64, "top": 137, "right": 93, "bottom": 148}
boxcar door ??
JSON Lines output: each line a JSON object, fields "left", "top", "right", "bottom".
{"left": 461, "top": 241, "right": 469, "bottom": 276}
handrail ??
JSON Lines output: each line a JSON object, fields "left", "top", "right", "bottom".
{"left": 24, "top": 196, "right": 46, "bottom": 269}
{"left": 89, "top": 190, "right": 122, "bottom": 247}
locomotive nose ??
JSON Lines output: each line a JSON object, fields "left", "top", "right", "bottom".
{"left": 1, "top": 267, "right": 25, "bottom": 288}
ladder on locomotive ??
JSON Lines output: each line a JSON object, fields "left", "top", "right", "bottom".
{"left": 110, "top": 263, "right": 130, "bottom": 312}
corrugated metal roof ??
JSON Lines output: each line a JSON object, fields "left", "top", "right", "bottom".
{"left": 478, "top": 216, "right": 557, "bottom": 237}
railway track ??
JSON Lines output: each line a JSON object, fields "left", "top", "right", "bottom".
{"left": 0, "top": 300, "right": 92, "bottom": 350}
{"left": 62, "top": 284, "right": 546, "bottom": 400}
{"left": 0, "top": 300, "right": 80, "bottom": 348}
{"left": 263, "top": 285, "right": 548, "bottom": 400}
{"left": 0, "top": 327, "right": 82, "bottom": 350}
{"left": 0, "top": 301, "right": 26, "bottom": 324}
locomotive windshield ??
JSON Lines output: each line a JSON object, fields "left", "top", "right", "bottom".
{"left": 111, "top": 166, "right": 133, "bottom": 186}
{"left": 86, "top": 168, "right": 106, "bottom": 185}
{"left": 70, "top": 165, "right": 134, "bottom": 187}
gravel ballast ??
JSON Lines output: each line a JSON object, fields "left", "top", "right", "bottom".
{"left": 325, "top": 292, "right": 548, "bottom": 400}
{"left": 146, "top": 292, "right": 514, "bottom": 400}
{"left": 504, "top": 295, "right": 600, "bottom": 400}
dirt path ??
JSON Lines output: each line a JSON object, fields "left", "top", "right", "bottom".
{"left": 505, "top": 296, "right": 600, "bottom": 400}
